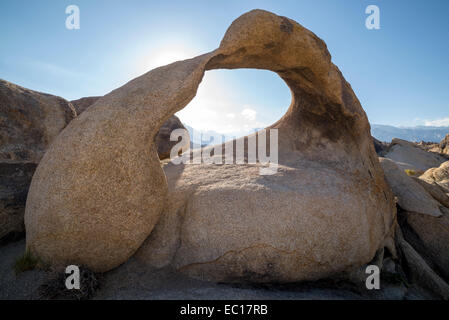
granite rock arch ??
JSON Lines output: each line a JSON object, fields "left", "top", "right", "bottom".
{"left": 25, "top": 10, "right": 396, "bottom": 279}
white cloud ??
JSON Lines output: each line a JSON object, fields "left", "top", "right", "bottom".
{"left": 424, "top": 117, "right": 449, "bottom": 127}
{"left": 241, "top": 107, "right": 257, "bottom": 121}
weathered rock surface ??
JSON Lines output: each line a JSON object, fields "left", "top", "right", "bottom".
{"left": 0, "top": 80, "right": 76, "bottom": 241}
{"left": 0, "top": 80, "right": 76, "bottom": 163}
{"left": 399, "top": 210, "right": 449, "bottom": 283}
{"left": 420, "top": 161, "right": 449, "bottom": 193}
{"left": 379, "top": 157, "right": 442, "bottom": 217}
{"left": 412, "top": 176, "right": 449, "bottom": 208}
{"left": 384, "top": 138, "right": 447, "bottom": 172}
{"left": 395, "top": 226, "right": 449, "bottom": 299}
{"left": 71, "top": 96, "right": 188, "bottom": 160}
{"left": 25, "top": 10, "right": 396, "bottom": 280}
{"left": 70, "top": 96, "right": 101, "bottom": 115}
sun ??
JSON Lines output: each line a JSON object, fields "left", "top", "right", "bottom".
{"left": 145, "top": 45, "right": 196, "bottom": 71}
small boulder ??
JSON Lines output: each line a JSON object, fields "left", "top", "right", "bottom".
{"left": 373, "top": 137, "right": 390, "bottom": 156}
{"left": 420, "top": 161, "right": 449, "bottom": 193}
{"left": 427, "top": 134, "right": 449, "bottom": 155}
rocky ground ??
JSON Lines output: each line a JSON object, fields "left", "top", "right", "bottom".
{"left": 0, "top": 239, "right": 438, "bottom": 300}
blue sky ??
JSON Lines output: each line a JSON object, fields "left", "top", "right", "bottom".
{"left": 1, "top": 0, "right": 448, "bottom": 134}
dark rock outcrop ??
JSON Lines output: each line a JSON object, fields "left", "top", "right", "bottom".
{"left": 373, "top": 137, "right": 390, "bottom": 156}
{"left": 0, "top": 80, "right": 76, "bottom": 241}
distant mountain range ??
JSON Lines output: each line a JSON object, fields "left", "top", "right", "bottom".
{"left": 371, "top": 124, "right": 449, "bottom": 143}
{"left": 183, "top": 124, "right": 449, "bottom": 147}
{"left": 185, "top": 125, "right": 261, "bottom": 148}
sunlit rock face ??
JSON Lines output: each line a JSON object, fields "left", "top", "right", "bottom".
{"left": 71, "top": 96, "right": 188, "bottom": 160}
{"left": 25, "top": 10, "right": 396, "bottom": 282}
{"left": 384, "top": 138, "right": 447, "bottom": 172}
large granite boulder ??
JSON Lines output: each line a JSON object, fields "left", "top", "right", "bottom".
{"left": 71, "top": 96, "right": 188, "bottom": 160}
{"left": 25, "top": 10, "right": 396, "bottom": 281}
{"left": 384, "top": 138, "right": 447, "bottom": 172}
{"left": 0, "top": 80, "right": 76, "bottom": 241}
{"left": 379, "top": 157, "right": 443, "bottom": 217}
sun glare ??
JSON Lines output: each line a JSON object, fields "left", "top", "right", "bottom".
{"left": 176, "top": 69, "right": 291, "bottom": 138}
{"left": 145, "top": 45, "right": 196, "bottom": 71}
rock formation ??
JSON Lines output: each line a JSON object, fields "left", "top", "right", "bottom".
{"left": 25, "top": 10, "right": 396, "bottom": 283}
{"left": 425, "top": 134, "right": 449, "bottom": 156}
{"left": 420, "top": 161, "right": 449, "bottom": 192}
{"left": 373, "top": 137, "right": 389, "bottom": 156}
{"left": 0, "top": 80, "right": 76, "bottom": 241}
{"left": 439, "top": 134, "right": 449, "bottom": 155}
{"left": 154, "top": 115, "right": 188, "bottom": 160}
{"left": 70, "top": 96, "right": 101, "bottom": 115}
{"left": 379, "top": 157, "right": 449, "bottom": 297}
{"left": 71, "top": 96, "right": 188, "bottom": 160}
{"left": 384, "top": 138, "right": 447, "bottom": 172}
{"left": 0, "top": 80, "right": 188, "bottom": 243}
{"left": 379, "top": 157, "right": 443, "bottom": 217}
{"left": 412, "top": 175, "right": 449, "bottom": 208}
{"left": 0, "top": 80, "right": 76, "bottom": 163}
{"left": 395, "top": 226, "right": 449, "bottom": 299}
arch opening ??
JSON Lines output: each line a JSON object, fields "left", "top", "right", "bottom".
{"left": 175, "top": 68, "right": 292, "bottom": 149}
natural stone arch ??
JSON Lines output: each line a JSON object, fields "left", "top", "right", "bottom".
{"left": 25, "top": 10, "right": 396, "bottom": 278}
